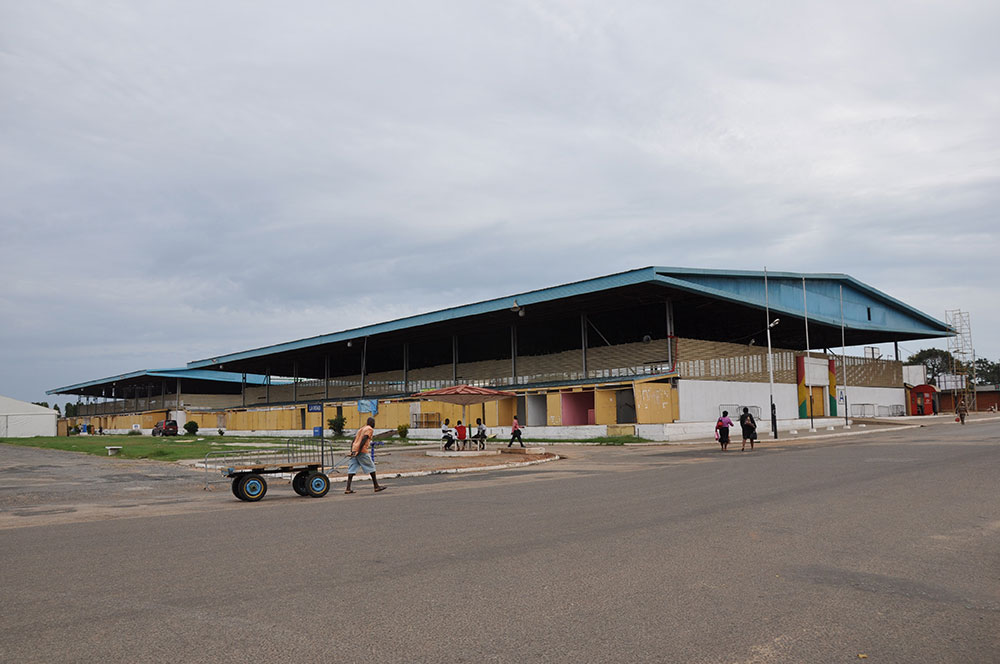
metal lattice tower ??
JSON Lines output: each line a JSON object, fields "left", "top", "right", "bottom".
{"left": 945, "top": 310, "right": 976, "bottom": 411}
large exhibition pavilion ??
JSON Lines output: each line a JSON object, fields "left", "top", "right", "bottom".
{"left": 51, "top": 267, "right": 952, "bottom": 439}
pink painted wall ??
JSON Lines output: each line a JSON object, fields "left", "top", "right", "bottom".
{"left": 561, "top": 391, "right": 595, "bottom": 426}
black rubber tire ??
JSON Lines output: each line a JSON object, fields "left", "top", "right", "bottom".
{"left": 231, "top": 475, "right": 247, "bottom": 500}
{"left": 240, "top": 474, "right": 267, "bottom": 502}
{"left": 305, "top": 472, "right": 330, "bottom": 498}
{"left": 292, "top": 471, "right": 310, "bottom": 496}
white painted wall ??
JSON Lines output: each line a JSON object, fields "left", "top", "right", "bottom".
{"left": 0, "top": 413, "right": 57, "bottom": 437}
{"left": 841, "top": 386, "right": 905, "bottom": 416}
{"left": 804, "top": 357, "right": 828, "bottom": 386}
{"left": 677, "top": 379, "right": 799, "bottom": 422}
{"left": 902, "top": 365, "right": 926, "bottom": 385}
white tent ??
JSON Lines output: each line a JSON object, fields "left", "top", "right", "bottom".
{"left": 0, "top": 395, "right": 58, "bottom": 438}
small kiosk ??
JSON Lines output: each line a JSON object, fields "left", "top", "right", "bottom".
{"left": 909, "top": 384, "right": 938, "bottom": 416}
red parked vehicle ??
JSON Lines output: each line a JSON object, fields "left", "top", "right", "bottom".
{"left": 152, "top": 420, "right": 179, "bottom": 436}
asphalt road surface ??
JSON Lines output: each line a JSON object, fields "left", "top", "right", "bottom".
{"left": 2, "top": 422, "right": 998, "bottom": 663}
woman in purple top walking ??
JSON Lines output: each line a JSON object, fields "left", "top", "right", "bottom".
{"left": 508, "top": 416, "right": 524, "bottom": 447}
{"left": 715, "top": 410, "right": 733, "bottom": 451}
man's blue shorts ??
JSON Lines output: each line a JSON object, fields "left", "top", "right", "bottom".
{"left": 348, "top": 453, "right": 376, "bottom": 474}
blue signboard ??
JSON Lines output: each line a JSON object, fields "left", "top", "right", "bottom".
{"left": 307, "top": 403, "right": 323, "bottom": 413}
{"left": 313, "top": 426, "right": 323, "bottom": 437}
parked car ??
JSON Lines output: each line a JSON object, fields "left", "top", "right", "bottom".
{"left": 152, "top": 420, "right": 179, "bottom": 436}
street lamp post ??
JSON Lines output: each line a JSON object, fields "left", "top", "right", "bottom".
{"left": 766, "top": 317, "right": 780, "bottom": 439}
{"left": 764, "top": 268, "right": 779, "bottom": 439}
{"left": 803, "top": 276, "right": 816, "bottom": 432}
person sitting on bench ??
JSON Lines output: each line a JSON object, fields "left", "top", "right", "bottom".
{"left": 455, "top": 420, "right": 467, "bottom": 450}
{"left": 473, "top": 418, "right": 488, "bottom": 450}
{"left": 441, "top": 418, "right": 457, "bottom": 450}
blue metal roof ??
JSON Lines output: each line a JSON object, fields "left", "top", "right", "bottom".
{"left": 650, "top": 268, "right": 951, "bottom": 336}
{"left": 187, "top": 267, "right": 662, "bottom": 368}
{"left": 186, "top": 266, "right": 952, "bottom": 369}
{"left": 47, "top": 368, "right": 281, "bottom": 395}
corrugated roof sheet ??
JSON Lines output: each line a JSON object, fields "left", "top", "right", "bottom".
{"left": 47, "top": 368, "right": 281, "bottom": 395}
{"left": 186, "top": 266, "right": 951, "bottom": 370}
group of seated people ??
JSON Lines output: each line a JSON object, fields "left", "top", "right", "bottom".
{"left": 441, "top": 417, "right": 488, "bottom": 451}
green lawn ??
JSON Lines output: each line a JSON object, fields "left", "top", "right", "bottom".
{"left": 0, "top": 435, "right": 336, "bottom": 462}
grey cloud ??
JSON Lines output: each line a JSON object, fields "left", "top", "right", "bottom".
{"left": 2, "top": 1, "right": 999, "bottom": 403}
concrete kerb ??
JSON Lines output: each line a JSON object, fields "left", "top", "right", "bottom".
{"left": 614, "top": 414, "right": 1000, "bottom": 447}
{"left": 328, "top": 454, "right": 560, "bottom": 482}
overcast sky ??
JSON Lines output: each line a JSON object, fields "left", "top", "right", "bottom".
{"left": 2, "top": 1, "right": 999, "bottom": 406}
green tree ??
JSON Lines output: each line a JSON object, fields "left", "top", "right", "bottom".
{"left": 906, "top": 348, "right": 963, "bottom": 386}
{"left": 328, "top": 416, "right": 346, "bottom": 436}
{"left": 974, "top": 358, "right": 1000, "bottom": 385}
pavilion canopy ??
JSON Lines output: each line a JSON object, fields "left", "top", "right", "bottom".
{"left": 413, "top": 384, "right": 516, "bottom": 406}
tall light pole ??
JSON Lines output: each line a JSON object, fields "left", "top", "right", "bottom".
{"left": 839, "top": 284, "right": 850, "bottom": 429}
{"left": 764, "top": 268, "right": 779, "bottom": 439}
{"left": 803, "top": 276, "right": 816, "bottom": 432}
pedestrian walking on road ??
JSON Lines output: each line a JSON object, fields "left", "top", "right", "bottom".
{"left": 739, "top": 407, "right": 757, "bottom": 451}
{"left": 508, "top": 416, "right": 525, "bottom": 447}
{"left": 345, "top": 417, "right": 385, "bottom": 494}
{"left": 716, "top": 411, "right": 733, "bottom": 451}
{"left": 956, "top": 399, "right": 968, "bottom": 425}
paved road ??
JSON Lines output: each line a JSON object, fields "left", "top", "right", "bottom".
{"left": 1, "top": 422, "right": 997, "bottom": 663}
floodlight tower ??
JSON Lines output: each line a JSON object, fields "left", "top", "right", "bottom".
{"left": 945, "top": 309, "right": 975, "bottom": 412}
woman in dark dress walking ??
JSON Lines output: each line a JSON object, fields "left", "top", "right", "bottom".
{"left": 739, "top": 407, "right": 757, "bottom": 451}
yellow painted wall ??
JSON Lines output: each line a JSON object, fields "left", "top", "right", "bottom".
{"left": 377, "top": 401, "right": 409, "bottom": 429}
{"left": 546, "top": 392, "right": 562, "bottom": 426}
{"left": 482, "top": 399, "right": 516, "bottom": 427}
{"left": 483, "top": 401, "right": 498, "bottom": 427}
{"left": 594, "top": 390, "right": 617, "bottom": 425}
{"left": 496, "top": 397, "right": 523, "bottom": 427}
{"left": 343, "top": 407, "right": 361, "bottom": 430}
{"left": 106, "top": 414, "right": 144, "bottom": 429}
{"left": 188, "top": 412, "right": 213, "bottom": 429}
{"left": 142, "top": 410, "right": 168, "bottom": 428}
{"left": 634, "top": 383, "right": 675, "bottom": 424}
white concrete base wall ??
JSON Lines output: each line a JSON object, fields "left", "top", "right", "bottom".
{"left": 412, "top": 425, "right": 610, "bottom": 441}
{"left": 639, "top": 416, "right": 848, "bottom": 442}
{"left": 215, "top": 429, "right": 318, "bottom": 438}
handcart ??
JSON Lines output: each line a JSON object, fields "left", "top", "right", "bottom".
{"left": 205, "top": 440, "right": 334, "bottom": 502}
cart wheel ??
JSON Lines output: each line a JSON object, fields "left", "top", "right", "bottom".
{"left": 240, "top": 474, "right": 268, "bottom": 502}
{"left": 292, "top": 471, "right": 310, "bottom": 496}
{"left": 231, "top": 475, "right": 247, "bottom": 500}
{"left": 305, "top": 472, "right": 330, "bottom": 498}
